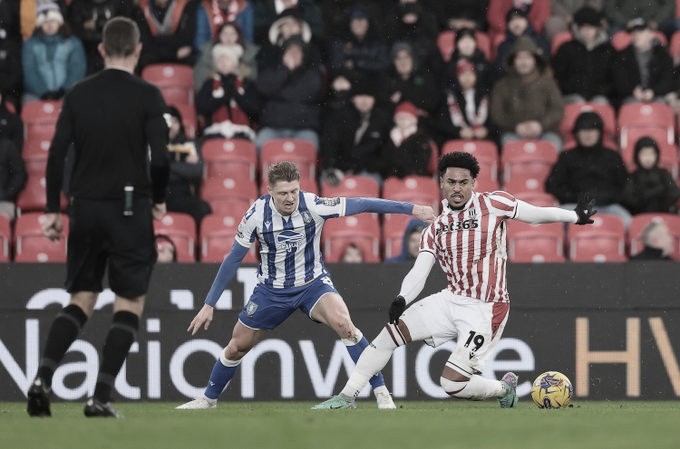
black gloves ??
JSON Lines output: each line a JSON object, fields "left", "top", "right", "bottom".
{"left": 389, "top": 295, "right": 406, "bottom": 324}
{"left": 574, "top": 193, "right": 597, "bottom": 225}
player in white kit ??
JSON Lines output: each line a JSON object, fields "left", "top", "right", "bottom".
{"left": 313, "top": 152, "right": 596, "bottom": 409}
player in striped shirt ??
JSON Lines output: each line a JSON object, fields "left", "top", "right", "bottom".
{"left": 177, "top": 161, "right": 435, "bottom": 409}
{"left": 313, "top": 151, "right": 596, "bottom": 409}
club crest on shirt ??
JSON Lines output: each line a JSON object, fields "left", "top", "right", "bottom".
{"left": 301, "top": 210, "right": 313, "bottom": 224}
{"left": 315, "top": 196, "right": 341, "bottom": 207}
{"left": 245, "top": 301, "right": 258, "bottom": 317}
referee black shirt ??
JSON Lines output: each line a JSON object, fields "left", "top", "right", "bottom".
{"left": 45, "top": 68, "right": 170, "bottom": 212}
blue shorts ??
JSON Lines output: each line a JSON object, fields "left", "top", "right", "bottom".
{"left": 238, "top": 275, "right": 338, "bottom": 330}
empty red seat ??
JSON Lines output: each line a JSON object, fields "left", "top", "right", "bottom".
{"left": 507, "top": 221, "right": 565, "bottom": 262}
{"left": 320, "top": 175, "right": 379, "bottom": 198}
{"left": 16, "top": 174, "right": 67, "bottom": 213}
{"left": 383, "top": 214, "right": 411, "bottom": 259}
{"left": 323, "top": 214, "right": 381, "bottom": 263}
{"left": 567, "top": 215, "right": 627, "bottom": 262}
{"left": 383, "top": 175, "right": 440, "bottom": 213}
{"left": 559, "top": 102, "right": 617, "bottom": 149}
{"left": 200, "top": 213, "right": 258, "bottom": 263}
{"left": 201, "top": 138, "right": 257, "bottom": 180}
{"left": 153, "top": 212, "right": 196, "bottom": 262}
{"left": 513, "top": 191, "right": 559, "bottom": 207}
{"left": 21, "top": 100, "right": 62, "bottom": 142}
{"left": 628, "top": 213, "right": 680, "bottom": 259}
{"left": 202, "top": 173, "right": 258, "bottom": 216}
{"left": 502, "top": 176, "right": 547, "bottom": 194}
{"left": 14, "top": 213, "right": 69, "bottom": 262}
{"left": 261, "top": 138, "right": 317, "bottom": 181}
{"left": 618, "top": 102, "right": 675, "bottom": 151}
{"left": 0, "top": 214, "right": 10, "bottom": 261}
{"left": 141, "top": 63, "right": 194, "bottom": 105}
{"left": 501, "top": 139, "right": 558, "bottom": 184}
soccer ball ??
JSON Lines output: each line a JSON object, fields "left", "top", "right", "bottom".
{"left": 530, "top": 371, "right": 573, "bottom": 409}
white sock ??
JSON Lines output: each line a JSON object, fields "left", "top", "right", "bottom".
{"left": 443, "top": 374, "right": 506, "bottom": 400}
{"left": 341, "top": 328, "right": 397, "bottom": 398}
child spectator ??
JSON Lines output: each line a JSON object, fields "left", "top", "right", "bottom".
{"left": 381, "top": 101, "right": 433, "bottom": 179}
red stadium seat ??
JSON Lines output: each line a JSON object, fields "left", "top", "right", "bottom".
{"left": 551, "top": 30, "right": 573, "bottom": 55}
{"left": 201, "top": 138, "right": 257, "bottom": 180}
{"left": 383, "top": 214, "right": 411, "bottom": 259}
{"left": 321, "top": 174, "right": 379, "bottom": 198}
{"left": 610, "top": 30, "right": 667, "bottom": 51}
{"left": 559, "top": 102, "right": 617, "bottom": 149}
{"left": 261, "top": 138, "right": 317, "bottom": 181}
{"left": 153, "top": 212, "right": 196, "bottom": 262}
{"left": 621, "top": 139, "right": 679, "bottom": 178}
{"left": 513, "top": 191, "right": 559, "bottom": 207}
{"left": 567, "top": 215, "right": 627, "bottom": 262}
{"left": 202, "top": 173, "right": 258, "bottom": 216}
{"left": 618, "top": 102, "right": 675, "bottom": 151}
{"left": 323, "top": 214, "right": 381, "bottom": 263}
{"left": 441, "top": 139, "right": 499, "bottom": 187}
{"left": 628, "top": 213, "right": 680, "bottom": 260}
{"left": 670, "top": 30, "right": 680, "bottom": 65}
{"left": 141, "top": 63, "right": 194, "bottom": 106}
{"left": 436, "top": 30, "right": 492, "bottom": 62}
{"left": 14, "top": 213, "right": 69, "bottom": 262}
{"left": 502, "top": 176, "right": 546, "bottom": 194}
{"left": 21, "top": 100, "right": 62, "bottom": 142}
{"left": 16, "top": 174, "right": 67, "bottom": 213}
{"left": 0, "top": 214, "right": 10, "bottom": 261}
{"left": 507, "top": 221, "right": 565, "bottom": 262}
{"left": 501, "top": 139, "right": 558, "bottom": 184}
{"left": 200, "top": 213, "right": 258, "bottom": 263}
{"left": 383, "top": 175, "right": 441, "bottom": 212}
{"left": 169, "top": 102, "right": 197, "bottom": 139}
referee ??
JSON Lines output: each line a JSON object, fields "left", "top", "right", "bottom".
{"left": 27, "top": 17, "right": 170, "bottom": 418}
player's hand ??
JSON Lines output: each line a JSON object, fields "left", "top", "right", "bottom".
{"left": 40, "top": 213, "right": 63, "bottom": 241}
{"left": 574, "top": 193, "right": 597, "bottom": 225}
{"left": 152, "top": 202, "right": 166, "bottom": 221}
{"left": 413, "top": 205, "right": 436, "bottom": 222}
{"left": 187, "top": 304, "right": 214, "bottom": 335}
{"left": 389, "top": 295, "right": 406, "bottom": 324}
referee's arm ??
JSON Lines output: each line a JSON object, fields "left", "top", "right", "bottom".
{"left": 146, "top": 92, "right": 171, "bottom": 207}
{"left": 45, "top": 100, "right": 74, "bottom": 214}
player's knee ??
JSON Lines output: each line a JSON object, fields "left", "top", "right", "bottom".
{"left": 440, "top": 376, "right": 469, "bottom": 397}
{"left": 224, "top": 343, "right": 248, "bottom": 361}
{"left": 372, "top": 323, "right": 407, "bottom": 350}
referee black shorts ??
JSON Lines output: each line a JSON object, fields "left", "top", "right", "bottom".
{"left": 66, "top": 196, "right": 157, "bottom": 298}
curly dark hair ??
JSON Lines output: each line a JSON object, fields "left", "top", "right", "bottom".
{"left": 438, "top": 152, "right": 480, "bottom": 178}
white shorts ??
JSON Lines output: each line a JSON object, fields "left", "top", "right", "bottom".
{"left": 400, "top": 288, "right": 509, "bottom": 374}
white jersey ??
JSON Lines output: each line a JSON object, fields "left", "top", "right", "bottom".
{"left": 235, "top": 191, "right": 347, "bottom": 288}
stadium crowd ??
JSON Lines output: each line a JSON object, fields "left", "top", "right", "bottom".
{"left": 2, "top": 0, "right": 680, "bottom": 263}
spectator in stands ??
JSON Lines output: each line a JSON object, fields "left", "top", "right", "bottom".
{"left": 165, "top": 106, "right": 212, "bottom": 227}
{"left": 381, "top": 101, "right": 433, "bottom": 179}
{"left": 385, "top": 218, "right": 428, "bottom": 263}
{"left": 423, "top": 0, "right": 489, "bottom": 31}
{"left": 0, "top": 0, "right": 24, "bottom": 106}
{"left": 545, "top": 111, "right": 631, "bottom": 225}
{"left": 255, "top": 36, "right": 322, "bottom": 151}
{"left": 544, "top": 0, "right": 604, "bottom": 42}
{"left": 131, "top": 0, "right": 197, "bottom": 71}
{"left": 603, "top": 0, "right": 676, "bottom": 36}
{"left": 327, "top": 7, "right": 390, "bottom": 82}
{"left": 0, "top": 137, "right": 26, "bottom": 219}
{"left": 444, "top": 27, "right": 492, "bottom": 92}
{"left": 194, "top": 21, "right": 258, "bottom": 90}
{"left": 320, "top": 78, "right": 390, "bottom": 185}
{"left": 257, "top": 8, "right": 322, "bottom": 71}
{"left": 155, "top": 234, "right": 178, "bottom": 263}
{"left": 253, "top": 0, "right": 324, "bottom": 46}
{"left": 377, "top": 41, "right": 441, "bottom": 118}
{"left": 490, "top": 36, "right": 564, "bottom": 150}
{"left": 495, "top": 8, "right": 551, "bottom": 73}
{"left": 341, "top": 242, "right": 364, "bottom": 263}
{"left": 69, "top": 0, "right": 133, "bottom": 74}
{"left": 0, "top": 92, "right": 24, "bottom": 152}
{"left": 487, "top": 0, "right": 551, "bottom": 39}
{"left": 22, "top": 2, "right": 87, "bottom": 103}
{"left": 196, "top": 43, "right": 259, "bottom": 138}
{"left": 552, "top": 6, "right": 614, "bottom": 104}
{"left": 318, "top": 0, "right": 388, "bottom": 39}
{"left": 629, "top": 220, "right": 675, "bottom": 261}
{"left": 622, "top": 136, "right": 680, "bottom": 215}
{"left": 610, "top": 18, "right": 674, "bottom": 106}
{"left": 322, "top": 68, "right": 355, "bottom": 118}
{"left": 431, "top": 58, "right": 493, "bottom": 147}
{"left": 194, "top": 0, "right": 254, "bottom": 52}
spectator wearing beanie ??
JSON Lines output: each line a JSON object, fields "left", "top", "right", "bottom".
{"left": 381, "top": 101, "right": 433, "bottom": 179}
{"left": 444, "top": 28, "right": 492, "bottom": 92}
{"left": 495, "top": 7, "right": 551, "bottom": 75}
{"left": 22, "top": 2, "right": 86, "bottom": 103}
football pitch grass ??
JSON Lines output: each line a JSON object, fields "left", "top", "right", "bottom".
{"left": 1, "top": 401, "right": 679, "bottom": 449}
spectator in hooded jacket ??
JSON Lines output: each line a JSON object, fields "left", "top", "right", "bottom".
{"left": 384, "top": 218, "right": 428, "bottom": 263}
{"left": 544, "top": 0, "right": 604, "bottom": 42}
{"left": 490, "top": 36, "right": 564, "bottom": 151}
{"left": 22, "top": 2, "right": 87, "bottom": 103}
{"left": 494, "top": 8, "right": 551, "bottom": 77}
{"left": 253, "top": 0, "right": 324, "bottom": 46}
{"left": 254, "top": 36, "right": 322, "bottom": 151}
{"left": 257, "top": 8, "right": 322, "bottom": 71}
{"left": 381, "top": 101, "right": 433, "bottom": 179}
{"left": 443, "top": 27, "right": 492, "bottom": 92}
{"left": 552, "top": 6, "right": 614, "bottom": 104}
{"left": 610, "top": 18, "right": 674, "bottom": 106}
{"left": 622, "top": 136, "right": 680, "bottom": 215}
{"left": 487, "top": 0, "right": 551, "bottom": 39}
{"left": 545, "top": 111, "right": 631, "bottom": 225}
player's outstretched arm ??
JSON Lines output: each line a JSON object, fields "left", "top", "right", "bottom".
{"left": 344, "top": 198, "right": 436, "bottom": 222}
{"left": 513, "top": 197, "right": 597, "bottom": 225}
{"left": 388, "top": 251, "right": 436, "bottom": 323}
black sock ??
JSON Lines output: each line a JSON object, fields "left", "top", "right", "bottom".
{"left": 93, "top": 311, "right": 139, "bottom": 403}
{"left": 37, "top": 304, "right": 88, "bottom": 387}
